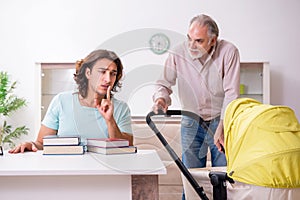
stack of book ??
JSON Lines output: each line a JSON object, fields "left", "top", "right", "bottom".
{"left": 86, "top": 138, "right": 137, "bottom": 155}
{"left": 43, "top": 135, "right": 84, "bottom": 155}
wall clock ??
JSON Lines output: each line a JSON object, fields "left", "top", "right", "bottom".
{"left": 149, "top": 33, "right": 170, "bottom": 55}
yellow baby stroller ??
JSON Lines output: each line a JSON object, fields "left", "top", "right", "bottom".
{"left": 147, "top": 98, "right": 300, "bottom": 199}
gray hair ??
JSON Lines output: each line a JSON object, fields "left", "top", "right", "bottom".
{"left": 190, "top": 14, "right": 219, "bottom": 38}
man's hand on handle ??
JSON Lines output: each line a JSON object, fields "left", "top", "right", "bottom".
{"left": 153, "top": 98, "right": 168, "bottom": 114}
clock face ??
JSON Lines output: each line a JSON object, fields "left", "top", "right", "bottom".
{"left": 149, "top": 33, "right": 170, "bottom": 55}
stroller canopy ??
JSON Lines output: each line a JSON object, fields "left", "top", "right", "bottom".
{"left": 224, "top": 98, "right": 300, "bottom": 188}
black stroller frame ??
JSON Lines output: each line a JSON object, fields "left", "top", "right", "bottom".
{"left": 146, "top": 110, "right": 234, "bottom": 200}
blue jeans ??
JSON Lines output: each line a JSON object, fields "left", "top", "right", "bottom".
{"left": 181, "top": 115, "right": 227, "bottom": 168}
{"left": 180, "top": 115, "right": 227, "bottom": 199}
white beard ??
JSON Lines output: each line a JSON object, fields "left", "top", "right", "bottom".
{"left": 185, "top": 42, "right": 206, "bottom": 60}
{"left": 188, "top": 49, "right": 205, "bottom": 59}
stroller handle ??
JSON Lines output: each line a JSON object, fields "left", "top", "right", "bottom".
{"left": 146, "top": 109, "right": 201, "bottom": 121}
{"left": 147, "top": 110, "right": 219, "bottom": 138}
{"left": 146, "top": 110, "right": 209, "bottom": 200}
{"left": 146, "top": 109, "right": 203, "bottom": 134}
{"left": 147, "top": 109, "right": 225, "bottom": 153}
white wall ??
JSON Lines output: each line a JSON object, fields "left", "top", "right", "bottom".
{"left": 0, "top": 0, "right": 300, "bottom": 142}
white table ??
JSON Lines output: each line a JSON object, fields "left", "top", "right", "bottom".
{"left": 0, "top": 150, "right": 166, "bottom": 200}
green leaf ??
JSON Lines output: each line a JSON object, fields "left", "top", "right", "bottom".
{"left": 0, "top": 71, "right": 29, "bottom": 147}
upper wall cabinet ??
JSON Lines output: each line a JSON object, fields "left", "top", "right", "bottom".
{"left": 240, "top": 62, "right": 270, "bottom": 104}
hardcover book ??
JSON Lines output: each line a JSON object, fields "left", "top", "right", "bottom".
{"left": 43, "top": 135, "right": 81, "bottom": 146}
{"left": 86, "top": 138, "right": 129, "bottom": 148}
{"left": 43, "top": 145, "right": 84, "bottom": 155}
{"left": 87, "top": 145, "right": 137, "bottom": 155}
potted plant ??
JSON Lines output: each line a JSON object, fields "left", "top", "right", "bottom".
{"left": 0, "top": 71, "right": 29, "bottom": 149}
